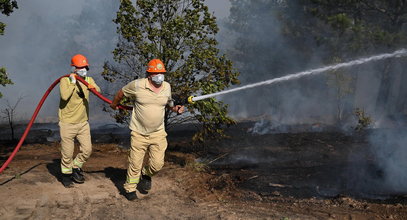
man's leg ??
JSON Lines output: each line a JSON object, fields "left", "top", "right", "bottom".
{"left": 123, "top": 131, "right": 149, "bottom": 200}
{"left": 73, "top": 121, "right": 92, "bottom": 183}
{"left": 140, "top": 130, "right": 168, "bottom": 191}
{"left": 59, "top": 122, "right": 77, "bottom": 188}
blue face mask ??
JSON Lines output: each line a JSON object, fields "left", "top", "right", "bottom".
{"left": 151, "top": 74, "right": 164, "bottom": 85}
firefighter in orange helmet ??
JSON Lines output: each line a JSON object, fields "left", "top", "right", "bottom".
{"left": 59, "top": 54, "right": 101, "bottom": 188}
{"left": 110, "top": 59, "right": 184, "bottom": 200}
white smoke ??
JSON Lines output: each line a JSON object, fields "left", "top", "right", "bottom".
{"left": 368, "top": 129, "right": 407, "bottom": 192}
{"left": 0, "top": 0, "right": 119, "bottom": 123}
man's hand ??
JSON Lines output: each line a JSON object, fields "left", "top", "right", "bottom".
{"left": 110, "top": 89, "right": 124, "bottom": 110}
{"left": 69, "top": 74, "right": 77, "bottom": 84}
{"left": 172, "top": 105, "right": 185, "bottom": 114}
{"left": 110, "top": 103, "right": 118, "bottom": 110}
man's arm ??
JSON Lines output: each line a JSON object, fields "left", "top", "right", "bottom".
{"left": 60, "top": 76, "right": 76, "bottom": 101}
{"left": 110, "top": 89, "right": 124, "bottom": 110}
{"left": 167, "top": 85, "right": 184, "bottom": 114}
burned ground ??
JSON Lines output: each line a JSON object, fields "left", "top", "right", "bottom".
{"left": 0, "top": 122, "right": 407, "bottom": 219}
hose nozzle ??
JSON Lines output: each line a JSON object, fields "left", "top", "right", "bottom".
{"left": 187, "top": 96, "right": 195, "bottom": 104}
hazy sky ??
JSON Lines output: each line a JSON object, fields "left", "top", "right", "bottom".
{"left": 205, "top": 0, "right": 231, "bottom": 19}
{"left": 0, "top": 0, "right": 231, "bottom": 123}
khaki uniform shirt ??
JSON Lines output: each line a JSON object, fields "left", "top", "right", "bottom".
{"left": 122, "top": 78, "right": 171, "bottom": 135}
{"left": 59, "top": 76, "right": 101, "bottom": 123}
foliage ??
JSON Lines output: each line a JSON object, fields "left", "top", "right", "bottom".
{"left": 0, "top": 0, "right": 17, "bottom": 98}
{"left": 103, "top": 0, "right": 239, "bottom": 141}
{"left": 0, "top": 0, "right": 17, "bottom": 17}
{"left": 0, "top": 67, "right": 13, "bottom": 98}
{"left": 354, "top": 108, "right": 372, "bottom": 131}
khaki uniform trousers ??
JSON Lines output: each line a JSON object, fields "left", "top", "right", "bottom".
{"left": 124, "top": 130, "right": 168, "bottom": 193}
{"left": 59, "top": 121, "right": 92, "bottom": 174}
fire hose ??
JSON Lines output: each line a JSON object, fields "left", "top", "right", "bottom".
{"left": 0, "top": 74, "right": 132, "bottom": 174}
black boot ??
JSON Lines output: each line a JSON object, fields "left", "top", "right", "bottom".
{"left": 125, "top": 191, "right": 137, "bottom": 201}
{"left": 72, "top": 168, "right": 85, "bottom": 184}
{"left": 138, "top": 175, "right": 152, "bottom": 192}
{"left": 61, "top": 174, "right": 74, "bottom": 188}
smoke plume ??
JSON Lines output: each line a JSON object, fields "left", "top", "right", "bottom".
{"left": 0, "top": 0, "right": 119, "bottom": 123}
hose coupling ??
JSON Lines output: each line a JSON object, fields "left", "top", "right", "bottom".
{"left": 187, "top": 96, "right": 195, "bottom": 104}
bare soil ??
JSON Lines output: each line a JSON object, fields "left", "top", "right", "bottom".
{"left": 1, "top": 122, "right": 407, "bottom": 219}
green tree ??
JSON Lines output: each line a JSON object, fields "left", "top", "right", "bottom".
{"left": 103, "top": 0, "right": 239, "bottom": 141}
{"left": 0, "top": 0, "right": 18, "bottom": 98}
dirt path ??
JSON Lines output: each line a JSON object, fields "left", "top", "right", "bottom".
{"left": 0, "top": 169, "right": 233, "bottom": 219}
{"left": 0, "top": 143, "right": 270, "bottom": 220}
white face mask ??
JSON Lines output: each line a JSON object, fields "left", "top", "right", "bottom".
{"left": 151, "top": 74, "right": 164, "bottom": 85}
{"left": 76, "top": 68, "right": 87, "bottom": 77}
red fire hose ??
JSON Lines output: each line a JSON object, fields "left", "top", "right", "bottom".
{"left": 0, "top": 74, "right": 132, "bottom": 174}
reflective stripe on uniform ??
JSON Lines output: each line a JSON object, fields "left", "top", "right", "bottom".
{"left": 61, "top": 167, "right": 72, "bottom": 174}
{"left": 126, "top": 176, "right": 140, "bottom": 184}
{"left": 73, "top": 159, "right": 83, "bottom": 168}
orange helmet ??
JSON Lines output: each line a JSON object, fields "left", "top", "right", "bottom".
{"left": 71, "top": 54, "right": 89, "bottom": 68}
{"left": 146, "top": 59, "right": 166, "bottom": 73}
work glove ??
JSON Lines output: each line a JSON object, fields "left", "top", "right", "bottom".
{"left": 87, "top": 84, "right": 95, "bottom": 90}
{"left": 69, "top": 74, "right": 77, "bottom": 84}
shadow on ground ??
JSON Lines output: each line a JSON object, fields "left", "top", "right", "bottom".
{"left": 103, "top": 167, "right": 127, "bottom": 195}
{"left": 46, "top": 159, "right": 63, "bottom": 185}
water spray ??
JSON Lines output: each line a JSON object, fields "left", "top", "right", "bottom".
{"left": 188, "top": 48, "right": 407, "bottom": 103}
